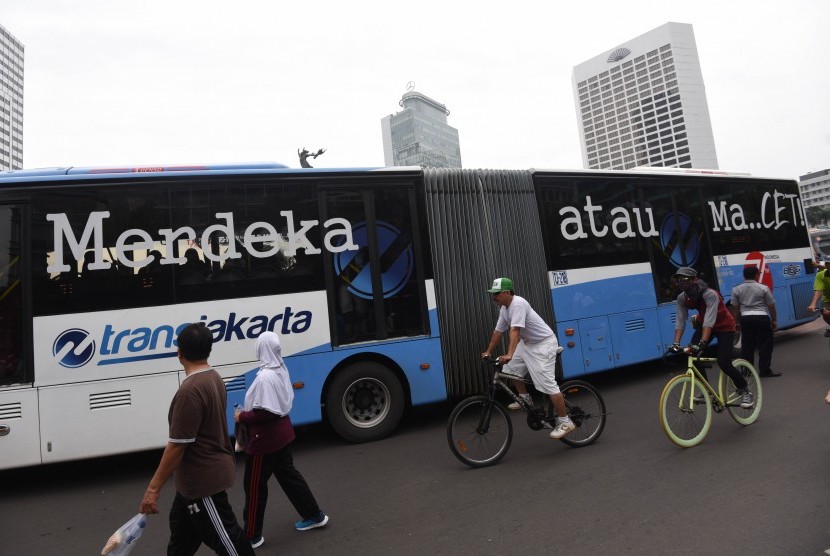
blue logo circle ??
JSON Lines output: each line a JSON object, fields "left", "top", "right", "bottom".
{"left": 53, "top": 328, "right": 96, "bottom": 368}
{"left": 660, "top": 212, "right": 699, "bottom": 268}
{"left": 334, "top": 221, "right": 413, "bottom": 300}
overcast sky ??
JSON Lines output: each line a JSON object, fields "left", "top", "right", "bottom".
{"left": 2, "top": 0, "right": 828, "bottom": 180}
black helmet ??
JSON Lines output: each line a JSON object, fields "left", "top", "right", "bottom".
{"left": 673, "top": 267, "right": 697, "bottom": 279}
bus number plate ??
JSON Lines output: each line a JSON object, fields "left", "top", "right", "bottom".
{"left": 552, "top": 271, "right": 569, "bottom": 287}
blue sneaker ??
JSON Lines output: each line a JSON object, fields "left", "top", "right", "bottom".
{"left": 295, "top": 512, "right": 329, "bottom": 531}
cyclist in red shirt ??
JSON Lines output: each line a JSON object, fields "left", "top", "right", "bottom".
{"left": 670, "top": 267, "right": 755, "bottom": 409}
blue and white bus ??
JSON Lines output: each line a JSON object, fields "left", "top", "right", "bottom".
{"left": 0, "top": 163, "right": 816, "bottom": 468}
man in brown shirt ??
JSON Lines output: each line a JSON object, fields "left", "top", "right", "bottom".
{"left": 140, "top": 323, "right": 254, "bottom": 555}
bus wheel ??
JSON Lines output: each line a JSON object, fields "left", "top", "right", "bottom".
{"left": 325, "top": 362, "right": 405, "bottom": 442}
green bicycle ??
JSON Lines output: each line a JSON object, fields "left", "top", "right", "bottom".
{"left": 659, "top": 349, "right": 762, "bottom": 448}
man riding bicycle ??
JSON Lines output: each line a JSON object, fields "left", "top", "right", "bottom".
{"left": 481, "top": 277, "right": 575, "bottom": 439}
{"left": 671, "top": 267, "right": 755, "bottom": 409}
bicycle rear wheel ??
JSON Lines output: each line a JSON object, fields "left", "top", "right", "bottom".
{"left": 447, "top": 395, "right": 512, "bottom": 468}
{"left": 558, "top": 380, "right": 606, "bottom": 447}
{"left": 720, "top": 358, "right": 762, "bottom": 425}
{"left": 659, "top": 375, "right": 712, "bottom": 447}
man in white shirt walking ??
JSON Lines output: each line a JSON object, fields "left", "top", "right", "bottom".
{"left": 481, "top": 277, "right": 575, "bottom": 439}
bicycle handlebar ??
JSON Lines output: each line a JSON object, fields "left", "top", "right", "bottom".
{"left": 481, "top": 355, "right": 504, "bottom": 367}
{"left": 662, "top": 346, "right": 701, "bottom": 364}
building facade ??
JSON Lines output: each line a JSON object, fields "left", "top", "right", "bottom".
{"left": 572, "top": 22, "right": 717, "bottom": 171}
{"left": 381, "top": 90, "right": 461, "bottom": 168}
{"left": 0, "top": 23, "right": 23, "bottom": 171}
{"left": 800, "top": 169, "right": 830, "bottom": 211}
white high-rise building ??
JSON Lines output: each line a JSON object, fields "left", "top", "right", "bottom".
{"left": 0, "top": 23, "right": 23, "bottom": 171}
{"left": 381, "top": 89, "right": 461, "bottom": 169}
{"left": 572, "top": 22, "right": 718, "bottom": 171}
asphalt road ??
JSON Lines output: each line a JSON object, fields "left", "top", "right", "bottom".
{"left": 2, "top": 319, "right": 830, "bottom": 556}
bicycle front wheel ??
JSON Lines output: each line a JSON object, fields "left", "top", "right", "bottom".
{"left": 447, "top": 396, "right": 513, "bottom": 468}
{"left": 720, "top": 358, "right": 762, "bottom": 425}
{"left": 659, "top": 375, "right": 712, "bottom": 448}
{"left": 558, "top": 380, "right": 606, "bottom": 447}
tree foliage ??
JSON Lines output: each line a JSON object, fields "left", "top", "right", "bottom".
{"left": 806, "top": 206, "right": 830, "bottom": 228}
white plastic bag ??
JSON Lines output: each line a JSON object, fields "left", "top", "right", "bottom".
{"left": 101, "top": 513, "right": 147, "bottom": 555}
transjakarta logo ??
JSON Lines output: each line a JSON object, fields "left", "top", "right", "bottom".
{"left": 53, "top": 308, "right": 311, "bottom": 368}
{"left": 53, "top": 328, "right": 96, "bottom": 368}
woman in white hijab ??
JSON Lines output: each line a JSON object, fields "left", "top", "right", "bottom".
{"left": 234, "top": 332, "right": 329, "bottom": 549}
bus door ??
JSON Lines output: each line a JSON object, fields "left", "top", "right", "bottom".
{"left": 0, "top": 202, "right": 39, "bottom": 467}
{"left": 320, "top": 185, "right": 430, "bottom": 347}
{"left": 645, "top": 183, "right": 716, "bottom": 349}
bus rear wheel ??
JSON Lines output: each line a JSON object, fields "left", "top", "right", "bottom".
{"left": 325, "top": 362, "right": 405, "bottom": 442}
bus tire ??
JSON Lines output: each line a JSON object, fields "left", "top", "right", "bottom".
{"left": 325, "top": 362, "right": 405, "bottom": 443}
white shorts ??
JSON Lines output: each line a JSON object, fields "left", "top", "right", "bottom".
{"left": 502, "top": 336, "right": 561, "bottom": 395}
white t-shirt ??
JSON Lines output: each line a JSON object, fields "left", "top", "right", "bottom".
{"left": 495, "top": 295, "right": 554, "bottom": 343}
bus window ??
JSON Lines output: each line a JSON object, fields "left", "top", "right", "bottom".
{"left": 707, "top": 180, "right": 806, "bottom": 254}
{"left": 538, "top": 177, "right": 650, "bottom": 270}
{"left": 170, "top": 180, "right": 325, "bottom": 303}
{"left": 0, "top": 205, "right": 25, "bottom": 384}
{"left": 32, "top": 186, "right": 175, "bottom": 316}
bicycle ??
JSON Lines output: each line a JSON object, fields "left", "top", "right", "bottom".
{"left": 658, "top": 348, "right": 762, "bottom": 448}
{"left": 447, "top": 352, "right": 607, "bottom": 468}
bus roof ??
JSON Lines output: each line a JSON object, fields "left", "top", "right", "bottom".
{"left": 0, "top": 163, "right": 794, "bottom": 186}
{"left": 0, "top": 162, "right": 416, "bottom": 185}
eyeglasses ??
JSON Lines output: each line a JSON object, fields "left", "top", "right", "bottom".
{"left": 676, "top": 276, "right": 693, "bottom": 283}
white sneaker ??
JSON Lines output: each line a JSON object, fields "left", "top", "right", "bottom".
{"left": 549, "top": 419, "right": 576, "bottom": 439}
{"left": 507, "top": 394, "right": 531, "bottom": 410}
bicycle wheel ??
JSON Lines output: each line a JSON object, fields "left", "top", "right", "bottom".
{"left": 447, "top": 396, "right": 513, "bottom": 468}
{"left": 558, "top": 380, "right": 606, "bottom": 447}
{"left": 659, "top": 374, "right": 712, "bottom": 447}
{"left": 720, "top": 358, "right": 762, "bottom": 425}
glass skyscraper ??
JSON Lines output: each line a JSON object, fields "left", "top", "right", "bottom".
{"left": 0, "top": 23, "right": 22, "bottom": 171}
{"left": 572, "top": 22, "right": 718, "bottom": 171}
{"left": 381, "top": 90, "right": 461, "bottom": 168}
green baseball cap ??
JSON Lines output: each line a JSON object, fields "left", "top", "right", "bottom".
{"left": 487, "top": 277, "right": 514, "bottom": 293}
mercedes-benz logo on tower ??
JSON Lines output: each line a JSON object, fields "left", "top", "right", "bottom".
{"left": 406, "top": 81, "right": 415, "bottom": 91}
{"left": 53, "top": 328, "right": 96, "bottom": 368}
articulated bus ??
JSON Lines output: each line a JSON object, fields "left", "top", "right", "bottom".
{"left": 0, "top": 163, "right": 816, "bottom": 469}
